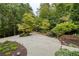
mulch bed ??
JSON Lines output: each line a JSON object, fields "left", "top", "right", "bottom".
{"left": 0, "top": 41, "right": 27, "bottom": 56}
{"left": 59, "top": 35, "right": 79, "bottom": 46}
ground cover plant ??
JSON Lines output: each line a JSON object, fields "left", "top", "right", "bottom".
{"left": 55, "top": 48, "right": 79, "bottom": 56}
{"left": 0, "top": 41, "right": 27, "bottom": 56}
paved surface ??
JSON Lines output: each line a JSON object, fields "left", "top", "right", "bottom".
{"left": 0, "top": 32, "right": 61, "bottom": 56}
{"left": 62, "top": 45, "right": 79, "bottom": 51}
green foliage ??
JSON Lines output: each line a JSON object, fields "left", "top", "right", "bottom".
{"left": 0, "top": 3, "right": 79, "bottom": 38}
{"left": 5, "top": 51, "right": 12, "bottom": 56}
{"left": 0, "top": 41, "right": 18, "bottom": 56}
{"left": 0, "top": 3, "right": 33, "bottom": 38}
{"left": 49, "top": 3, "right": 79, "bottom": 28}
{"left": 55, "top": 48, "right": 79, "bottom": 56}
{"left": 70, "top": 4, "right": 79, "bottom": 24}
{"left": 39, "top": 19, "right": 50, "bottom": 32}
{"left": 17, "top": 13, "right": 35, "bottom": 36}
{"left": 39, "top": 3, "right": 50, "bottom": 19}
{"left": 10, "top": 44, "right": 18, "bottom": 51}
{"left": 51, "top": 22, "right": 78, "bottom": 36}
{"left": 38, "top": 3, "right": 74, "bottom": 29}
{"left": 35, "top": 18, "right": 50, "bottom": 32}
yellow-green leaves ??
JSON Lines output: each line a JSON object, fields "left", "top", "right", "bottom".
{"left": 51, "top": 22, "right": 78, "bottom": 36}
{"left": 17, "top": 13, "right": 35, "bottom": 34}
{"left": 39, "top": 19, "right": 50, "bottom": 30}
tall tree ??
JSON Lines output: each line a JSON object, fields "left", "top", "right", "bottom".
{"left": 39, "top": 3, "right": 50, "bottom": 19}
{"left": 0, "top": 3, "right": 33, "bottom": 38}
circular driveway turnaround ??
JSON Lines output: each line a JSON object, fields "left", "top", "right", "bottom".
{"left": 0, "top": 32, "right": 61, "bottom": 56}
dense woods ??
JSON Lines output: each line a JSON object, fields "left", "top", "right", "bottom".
{"left": 37, "top": 3, "right": 79, "bottom": 36}
{"left": 0, "top": 3, "right": 34, "bottom": 37}
{"left": 0, "top": 3, "right": 79, "bottom": 38}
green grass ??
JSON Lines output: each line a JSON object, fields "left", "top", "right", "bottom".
{"left": 55, "top": 48, "right": 79, "bottom": 56}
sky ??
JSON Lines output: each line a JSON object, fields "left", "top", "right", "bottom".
{"left": 29, "top": 3, "right": 40, "bottom": 15}
{"left": 29, "top": 3, "right": 51, "bottom": 15}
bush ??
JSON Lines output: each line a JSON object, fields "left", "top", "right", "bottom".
{"left": 36, "top": 18, "right": 50, "bottom": 33}
{"left": 0, "top": 41, "right": 18, "bottom": 55}
{"left": 0, "top": 41, "right": 27, "bottom": 56}
{"left": 17, "top": 13, "right": 35, "bottom": 36}
{"left": 51, "top": 22, "right": 78, "bottom": 37}
{"left": 76, "top": 25, "right": 79, "bottom": 35}
{"left": 55, "top": 48, "right": 79, "bottom": 56}
{"left": 17, "top": 23, "right": 33, "bottom": 36}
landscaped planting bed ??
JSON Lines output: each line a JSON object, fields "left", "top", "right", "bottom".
{"left": 59, "top": 35, "right": 79, "bottom": 48}
{"left": 55, "top": 48, "right": 79, "bottom": 56}
{"left": 0, "top": 41, "right": 27, "bottom": 56}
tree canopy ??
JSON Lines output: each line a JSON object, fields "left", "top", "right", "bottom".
{"left": 0, "top": 3, "right": 79, "bottom": 38}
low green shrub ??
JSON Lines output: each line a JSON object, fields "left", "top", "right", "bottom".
{"left": 76, "top": 25, "right": 79, "bottom": 35}
{"left": 0, "top": 41, "right": 18, "bottom": 55}
{"left": 55, "top": 48, "right": 79, "bottom": 56}
{"left": 51, "top": 22, "right": 78, "bottom": 37}
{"left": 5, "top": 51, "right": 12, "bottom": 56}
